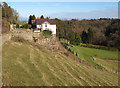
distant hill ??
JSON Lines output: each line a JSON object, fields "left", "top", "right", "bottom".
{"left": 19, "top": 17, "right": 28, "bottom": 22}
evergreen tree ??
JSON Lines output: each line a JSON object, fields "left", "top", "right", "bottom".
{"left": 76, "top": 36, "right": 82, "bottom": 45}
{"left": 28, "top": 15, "right": 32, "bottom": 24}
{"left": 32, "top": 15, "right": 36, "bottom": 20}
{"left": 28, "top": 15, "right": 36, "bottom": 25}
{"left": 70, "top": 32, "right": 75, "bottom": 44}
{"left": 40, "top": 15, "right": 44, "bottom": 19}
{"left": 81, "top": 31, "right": 88, "bottom": 43}
{"left": 87, "top": 28, "right": 94, "bottom": 43}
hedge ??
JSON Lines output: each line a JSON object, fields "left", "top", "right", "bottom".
{"left": 80, "top": 43, "right": 118, "bottom": 51}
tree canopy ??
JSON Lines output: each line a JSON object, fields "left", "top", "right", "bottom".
{"left": 28, "top": 15, "right": 36, "bottom": 24}
{"left": 1, "top": 2, "right": 19, "bottom": 33}
{"left": 40, "top": 15, "right": 44, "bottom": 19}
{"left": 56, "top": 18, "right": 120, "bottom": 48}
{"left": 2, "top": 2, "right": 19, "bottom": 24}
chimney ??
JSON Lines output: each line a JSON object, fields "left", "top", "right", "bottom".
{"left": 49, "top": 17, "right": 51, "bottom": 19}
{"left": 37, "top": 17, "right": 40, "bottom": 19}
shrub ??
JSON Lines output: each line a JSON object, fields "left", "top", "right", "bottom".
{"left": 76, "top": 52, "right": 78, "bottom": 56}
{"left": 29, "top": 24, "right": 32, "bottom": 29}
{"left": 43, "top": 30, "right": 52, "bottom": 37}
{"left": 20, "top": 24, "right": 29, "bottom": 29}
{"left": 80, "top": 43, "right": 117, "bottom": 51}
{"left": 64, "top": 45, "right": 67, "bottom": 49}
{"left": 24, "top": 24, "right": 29, "bottom": 29}
{"left": 68, "top": 48, "right": 71, "bottom": 52}
{"left": 16, "top": 24, "right": 19, "bottom": 28}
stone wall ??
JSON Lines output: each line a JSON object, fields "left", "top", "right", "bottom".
{"left": 11, "top": 29, "right": 33, "bottom": 41}
{"left": 0, "top": 29, "right": 58, "bottom": 48}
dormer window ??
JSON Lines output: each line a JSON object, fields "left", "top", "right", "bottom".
{"left": 45, "top": 23, "right": 47, "bottom": 27}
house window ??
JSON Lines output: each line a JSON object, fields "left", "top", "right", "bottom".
{"left": 45, "top": 23, "right": 47, "bottom": 27}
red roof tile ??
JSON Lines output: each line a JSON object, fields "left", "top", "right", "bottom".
{"left": 36, "top": 19, "right": 56, "bottom": 25}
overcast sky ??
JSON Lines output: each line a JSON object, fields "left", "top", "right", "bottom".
{"left": 7, "top": 2, "right": 118, "bottom": 20}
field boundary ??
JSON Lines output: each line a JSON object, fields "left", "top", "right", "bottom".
{"left": 96, "top": 58, "right": 120, "bottom": 63}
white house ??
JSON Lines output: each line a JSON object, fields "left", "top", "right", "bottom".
{"left": 35, "top": 19, "right": 56, "bottom": 34}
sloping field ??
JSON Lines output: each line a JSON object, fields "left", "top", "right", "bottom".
{"left": 68, "top": 44, "right": 118, "bottom": 73}
{"left": 2, "top": 40, "right": 118, "bottom": 86}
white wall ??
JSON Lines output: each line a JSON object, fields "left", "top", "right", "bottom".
{"left": 36, "top": 21, "right": 56, "bottom": 34}
{"left": 37, "top": 25, "right": 41, "bottom": 29}
{"left": 49, "top": 25, "right": 56, "bottom": 34}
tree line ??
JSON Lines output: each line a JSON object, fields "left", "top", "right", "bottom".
{"left": 56, "top": 18, "right": 120, "bottom": 49}
{"left": 15, "top": 14, "right": 49, "bottom": 29}
{"left": 1, "top": 2, "right": 19, "bottom": 33}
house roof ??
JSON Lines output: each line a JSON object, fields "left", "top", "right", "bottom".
{"left": 36, "top": 19, "right": 56, "bottom": 25}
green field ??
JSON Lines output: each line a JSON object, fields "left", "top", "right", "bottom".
{"left": 2, "top": 40, "right": 118, "bottom": 86}
{"left": 63, "top": 43, "right": 119, "bottom": 73}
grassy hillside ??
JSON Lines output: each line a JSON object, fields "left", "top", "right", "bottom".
{"left": 2, "top": 40, "right": 118, "bottom": 86}
{"left": 63, "top": 43, "right": 118, "bottom": 73}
